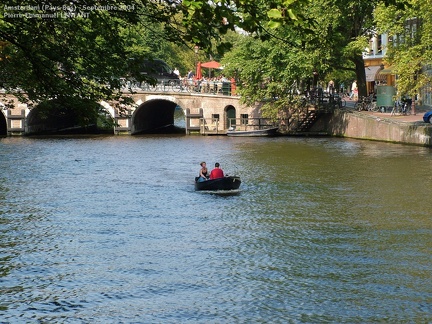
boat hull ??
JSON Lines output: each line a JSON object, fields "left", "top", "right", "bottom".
{"left": 226, "top": 127, "right": 279, "bottom": 137}
{"left": 194, "top": 176, "right": 241, "bottom": 191}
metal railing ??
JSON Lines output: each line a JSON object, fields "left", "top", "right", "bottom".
{"left": 121, "top": 79, "right": 236, "bottom": 96}
{"left": 199, "top": 117, "right": 280, "bottom": 134}
{"left": 226, "top": 117, "right": 277, "bottom": 131}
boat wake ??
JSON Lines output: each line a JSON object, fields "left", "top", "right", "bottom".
{"left": 198, "top": 189, "right": 241, "bottom": 196}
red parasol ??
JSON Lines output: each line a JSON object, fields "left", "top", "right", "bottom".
{"left": 195, "top": 61, "right": 203, "bottom": 80}
{"left": 201, "top": 60, "right": 221, "bottom": 69}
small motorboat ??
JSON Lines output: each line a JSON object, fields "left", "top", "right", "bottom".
{"left": 226, "top": 126, "right": 279, "bottom": 137}
{"left": 194, "top": 176, "right": 241, "bottom": 191}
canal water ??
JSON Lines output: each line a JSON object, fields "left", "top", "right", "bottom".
{"left": 1, "top": 134, "right": 431, "bottom": 323}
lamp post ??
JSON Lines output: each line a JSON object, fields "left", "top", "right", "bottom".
{"left": 194, "top": 45, "right": 199, "bottom": 77}
{"left": 312, "top": 69, "right": 319, "bottom": 91}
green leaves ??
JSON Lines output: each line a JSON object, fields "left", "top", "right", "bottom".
{"left": 267, "top": 6, "right": 298, "bottom": 29}
{"left": 374, "top": 0, "right": 432, "bottom": 96}
{"left": 2, "top": 0, "right": 426, "bottom": 114}
{"left": 287, "top": 9, "right": 298, "bottom": 20}
{"left": 268, "top": 9, "right": 283, "bottom": 19}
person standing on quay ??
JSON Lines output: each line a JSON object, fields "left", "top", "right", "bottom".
{"left": 350, "top": 80, "right": 358, "bottom": 100}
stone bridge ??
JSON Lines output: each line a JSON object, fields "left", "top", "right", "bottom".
{"left": 0, "top": 90, "right": 262, "bottom": 136}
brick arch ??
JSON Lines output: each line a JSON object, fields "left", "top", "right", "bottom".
{"left": 0, "top": 109, "right": 7, "bottom": 136}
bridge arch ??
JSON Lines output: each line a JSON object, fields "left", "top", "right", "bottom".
{"left": 0, "top": 109, "right": 7, "bottom": 136}
{"left": 26, "top": 98, "right": 111, "bottom": 135}
{"left": 131, "top": 98, "right": 181, "bottom": 134}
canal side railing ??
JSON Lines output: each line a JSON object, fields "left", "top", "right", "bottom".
{"left": 194, "top": 103, "right": 335, "bottom": 135}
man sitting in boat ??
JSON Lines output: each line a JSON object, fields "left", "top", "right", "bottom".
{"left": 198, "top": 161, "right": 209, "bottom": 182}
{"left": 209, "top": 162, "right": 224, "bottom": 179}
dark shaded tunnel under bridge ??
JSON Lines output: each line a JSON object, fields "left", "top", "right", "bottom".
{"left": 22, "top": 98, "right": 183, "bottom": 135}
{"left": 132, "top": 99, "right": 181, "bottom": 134}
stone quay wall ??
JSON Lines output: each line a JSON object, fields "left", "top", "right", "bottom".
{"left": 318, "top": 109, "right": 432, "bottom": 146}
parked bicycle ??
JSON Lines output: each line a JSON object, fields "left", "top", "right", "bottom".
{"left": 401, "top": 98, "right": 412, "bottom": 115}
{"left": 174, "top": 78, "right": 200, "bottom": 93}
{"left": 367, "top": 101, "right": 380, "bottom": 112}
{"left": 339, "top": 92, "right": 351, "bottom": 100}
{"left": 391, "top": 98, "right": 412, "bottom": 116}
{"left": 332, "top": 94, "right": 346, "bottom": 108}
{"left": 355, "top": 95, "right": 374, "bottom": 111}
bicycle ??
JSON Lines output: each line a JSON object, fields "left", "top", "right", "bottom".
{"left": 391, "top": 100, "right": 412, "bottom": 116}
{"left": 354, "top": 96, "right": 371, "bottom": 111}
{"left": 174, "top": 79, "right": 191, "bottom": 92}
{"left": 367, "top": 101, "right": 380, "bottom": 112}
{"left": 140, "top": 81, "right": 159, "bottom": 92}
{"left": 339, "top": 92, "right": 351, "bottom": 100}
{"left": 175, "top": 79, "right": 201, "bottom": 93}
{"left": 332, "top": 94, "right": 346, "bottom": 108}
{"left": 401, "top": 99, "right": 412, "bottom": 115}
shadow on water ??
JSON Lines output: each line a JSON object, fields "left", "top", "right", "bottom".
{"left": 133, "top": 125, "right": 186, "bottom": 135}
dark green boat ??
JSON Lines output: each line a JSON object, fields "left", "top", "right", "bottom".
{"left": 194, "top": 176, "right": 241, "bottom": 191}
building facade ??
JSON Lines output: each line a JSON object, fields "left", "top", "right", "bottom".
{"left": 363, "top": 24, "right": 431, "bottom": 109}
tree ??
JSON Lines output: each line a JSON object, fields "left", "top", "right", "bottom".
{"left": 0, "top": 0, "right": 304, "bottom": 105}
{"left": 223, "top": 0, "right": 411, "bottom": 119}
{"left": 1, "top": 2, "right": 137, "bottom": 115}
{"left": 374, "top": 0, "right": 432, "bottom": 100}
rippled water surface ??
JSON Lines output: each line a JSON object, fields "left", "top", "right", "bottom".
{"left": 1, "top": 135, "right": 431, "bottom": 323}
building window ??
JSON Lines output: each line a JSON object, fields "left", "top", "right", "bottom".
{"left": 212, "top": 114, "right": 220, "bottom": 123}
{"left": 240, "top": 114, "right": 248, "bottom": 125}
{"left": 377, "top": 35, "right": 383, "bottom": 54}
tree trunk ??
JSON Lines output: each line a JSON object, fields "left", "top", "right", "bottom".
{"left": 353, "top": 54, "right": 367, "bottom": 98}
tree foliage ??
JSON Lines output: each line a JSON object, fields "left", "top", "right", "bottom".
{"left": 375, "top": 0, "right": 432, "bottom": 98}
{"left": 2, "top": 0, "right": 427, "bottom": 118}
{"left": 1, "top": 1, "right": 141, "bottom": 104}
{"left": 0, "top": 0, "right": 303, "bottom": 107}
{"left": 222, "top": 0, "right": 387, "bottom": 117}
{"left": 222, "top": 0, "right": 432, "bottom": 118}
